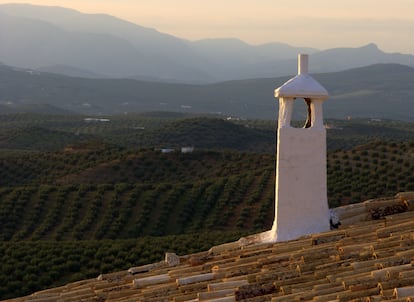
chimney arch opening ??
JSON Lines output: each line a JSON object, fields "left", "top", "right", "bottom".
{"left": 291, "top": 98, "right": 312, "bottom": 128}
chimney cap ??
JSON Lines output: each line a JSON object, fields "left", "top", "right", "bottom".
{"left": 275, "top": 54, "right": 328, "bottom": 99}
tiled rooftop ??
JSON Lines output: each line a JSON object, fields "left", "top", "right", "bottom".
{"left": 6, "top": 192, "right": 414, "bottom": 302}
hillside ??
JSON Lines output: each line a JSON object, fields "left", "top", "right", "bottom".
{"left": 0, "top": 139, "right": 413, "bottom": 242}
{"left": 0, "top": 114, "right": 413, "bottom": 299}
{"left": 0, "top": 113, "right": 276, "bottom": 152}
{"left": 3, "top": 193, "right": 414, "bottom": 301}
{"left": 1, "top": 113, "right": 414, "bottom": 153}
{"left": 1, "top": 64, "right": 414, "bottom": 120}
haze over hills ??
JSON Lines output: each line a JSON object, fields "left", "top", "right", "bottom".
{"left": 0, "top": 63, "right": 414, "bottom": 121}
{"left": 1, "top": 3, "right": 414, "bottom": 83}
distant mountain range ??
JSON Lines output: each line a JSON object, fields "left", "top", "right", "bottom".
{"left": 1, "top": 3, "right": 414, "bottom": 83}
{"left": 1, "top": 63, "right": 413, "bottom": 121}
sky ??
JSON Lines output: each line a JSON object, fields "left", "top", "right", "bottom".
{"left": 1, "top": 0, "right": 413, "bottom": 54}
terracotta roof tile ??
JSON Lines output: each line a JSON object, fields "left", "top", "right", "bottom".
{"left": 5, "top": 192, "right": 414, "bottom": 302}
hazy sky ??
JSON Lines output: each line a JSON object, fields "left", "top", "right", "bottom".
{"left": 1, "top": 0, "right": 413, "bottom": 53}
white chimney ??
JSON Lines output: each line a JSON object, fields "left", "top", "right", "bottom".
{"left": 261, "top": 54, "right": 331, "bottom": 242}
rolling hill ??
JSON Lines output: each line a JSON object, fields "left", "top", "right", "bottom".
{"left": 0, "top": 113, "right": 413, "bottom": 299}
{"left": 0, "top": 63, "right": 414, "bottom": 121}
{"left": 1, "top": 113, "right": 413, "bottom": 153}
{"left": 0, "top": 138, "right": 413, "bottom": 241}
{"left": 0, "top": 133, "right": 413, "bottom": 299}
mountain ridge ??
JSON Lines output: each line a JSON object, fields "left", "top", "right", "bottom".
{"left": 1, "top": 3, "right": 414, "bottom": 83}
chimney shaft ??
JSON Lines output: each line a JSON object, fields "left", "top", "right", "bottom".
{"left": 298, "top": 54, "right": 308, "bottom": 75}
